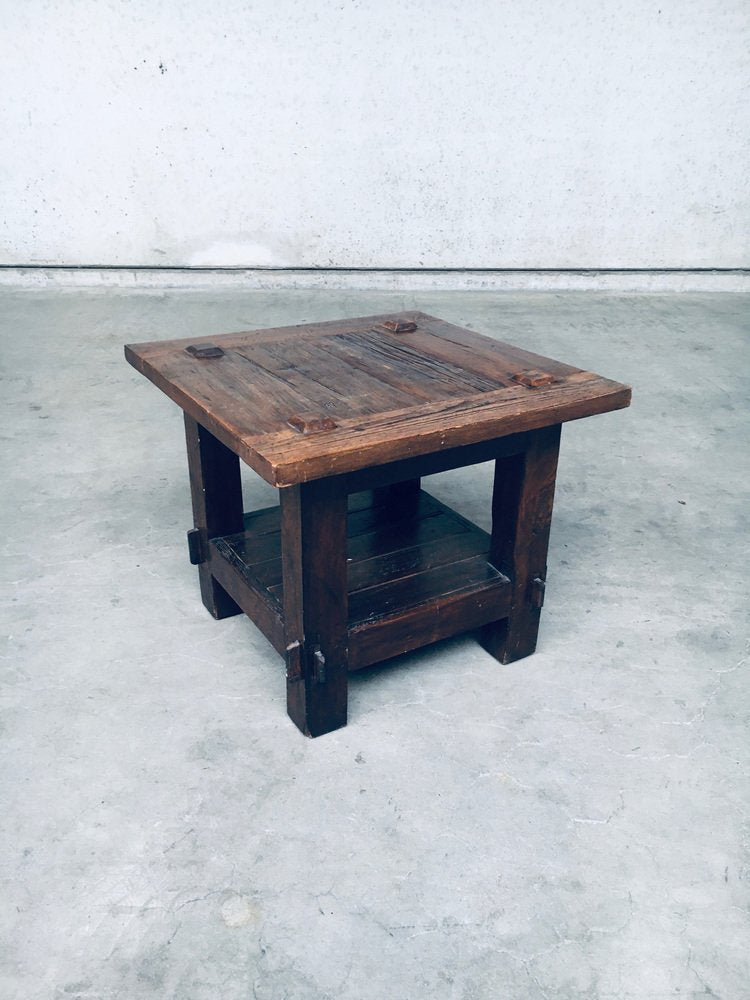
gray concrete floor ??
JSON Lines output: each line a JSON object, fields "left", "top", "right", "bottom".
{"left": 2, "top": 288, "right": 748, "bottom": 1000}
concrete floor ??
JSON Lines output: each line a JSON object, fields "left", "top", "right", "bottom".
{"left": 2, "top": 288, "right": 748, "bottom": 999}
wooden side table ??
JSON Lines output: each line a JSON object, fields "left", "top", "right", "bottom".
{"left": 125, "top": 311, "right": 630, "bottom": 737}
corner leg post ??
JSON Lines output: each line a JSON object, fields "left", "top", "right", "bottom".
{"left": 481, "top": 423, "right": 561, "bottom": 663}
{"left": 184, "top": 414, "right": 244, "bottom": 619}
{"left": 372, "top": 477, "right": 421, "bottom": 516}
{"left": 281, "top": 479, "right": 349, "bottom": 737}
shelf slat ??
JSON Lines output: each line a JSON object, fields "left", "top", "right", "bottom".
{"left": 210, "top": 488, "right": 511, "bottom": 669}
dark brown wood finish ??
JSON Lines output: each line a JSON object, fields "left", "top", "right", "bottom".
{"left": 208, "top": 488, "right": 512, "bottom": 677}
{"left": 481, "top": 423, "right": 561, "bottom": 662}
{"left": 255, "top": 372, "right": 625, "bottom": 485}
{"left": 126, "top": 311, "right": 630, "bottom": 487}
{"left": 126, "top": 312, "right": 631, "bottom": 735}
{"left": 280, "top": 479, "right": 349, "bottom": 737}
{"left": 208, "top": 538, "right": 285, "bottom": 655}
{"left": 372, "top": 477, "right": 421, "bottom": 516}
{"left": 184, "top": 414, "right": 244, "bottom": 619}
{"left": 341, "top": 433, "right": 528, "bottom": 492}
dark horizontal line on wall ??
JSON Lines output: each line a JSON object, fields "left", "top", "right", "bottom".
{"left": 1, "top": 265, "right": 749, "bottom": 274}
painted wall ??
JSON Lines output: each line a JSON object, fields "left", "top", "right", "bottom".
{"left": 1, "top": 0, "right": 748, "bottom": 268}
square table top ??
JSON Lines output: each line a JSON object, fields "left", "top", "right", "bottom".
{"left": 125, "top": 310, "right": 630, "bottom": 486}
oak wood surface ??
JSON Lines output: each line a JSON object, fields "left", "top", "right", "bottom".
{"left": 126, "top": 311, "right": 630, "bottom": 486}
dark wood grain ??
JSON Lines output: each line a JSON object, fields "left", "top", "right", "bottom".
{"left": 209, "top": 487, "right": 511, "bottom": 674}
{"left": 372, "top": 478, "right": 421, "bottom": 517}
{"left": 329, "top": 330, "right": 504, "bottom": 397}
{"left": 250, "top": 513, "right": 465, "bottom": 592}
{"left": 252, "top": 337, "right": 425, "bottom": 413}
{"left": 126, "top": 311, "right": 630, "bottom": 487}
{"left": 219, "top": 491, "right": 449, "bottom": 584}
{"left": 253, "top": 372, "right": 630, "bottom": 484}
{"left": 481, "top": 423, "right": 561, "bottom": 662}
{"left": 399, "top": 316, "right": 575, "bottom": 382}
{"left": 253, "top": 371, "right": 627, "bottom": 485}
{"left": 208, "top": 538, "right": 285, "bottom": 655}
{"left": 127, "top": 311, "right": 631, "bottom": 735}
{"left": 341, "top": 433, "right": 528, "bottom": 493}
{"left": 127, "top": 311, "right": 417, "bottom": 358}
{"left": 348, "top": 577, "right": 511, "bottom": 670}
{"left": 184, "top": 414, "right": 244, "bottom": 619}
{"left": 215, "top": 492, "right": 471, "bottom": 597}
{"left": 280, "top": 479, "right": 349, "bottom": 737}
{"left": 347, "top": 554, "right": 503, "bottom": 624}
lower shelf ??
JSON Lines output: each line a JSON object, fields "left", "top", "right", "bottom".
{"left": 209, "top": 489, "right": 511, "bottom": 669}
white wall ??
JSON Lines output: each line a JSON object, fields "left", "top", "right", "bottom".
{"left": 1, "top": 0, "right": 748, "bottom": 269}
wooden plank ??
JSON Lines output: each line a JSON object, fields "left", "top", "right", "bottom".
{"left": 254, "top": 338, "right": 425, "bottom": 414}
{"left": 251, "top": 371, "right": 630, "bottom": 485}
{"left": 323, "top": 330, "right": 502, "bottom": 401}
{"left": 347, "top": 530, "right": 490, "bottom": 593}
{"left": 255, "top": 516, "right": 481, "bottom": 594}
{"left": 239, "top": 491, "right": 403, "bottom": 543}
{"left": 170, "top": 352, "right": 306, "bottom": 434}
{"left": 415, "top": 313, "right": 581, "bottom": 373}
{"left": 398, "top": 313, "right": 580, "bottom": 385}
{"left": 348, "top": 509, "right": 465, "bottom": 562}
{"left": 212, "top": 485, "right": 492, "bottom": 620}
{"left": 222, "top": 492, "right": 445, "bottom": 583}
{"left": 348, "top": 577, "right": 512, "bottom": 670}
{"left": 208, "top": 542, "right": 285, "bottom": 655}
{"left": 243, "top": 505, "right": 281, "bottom": 535}
{"left": 211, "top": 525, "right": 510, "bottom": 673}
{"left": 231, "top": 341, "right": 364, "bottom": 416}
{"left": 240, "top": 492, "right": 390, "bottom": 536}
{"left": 341, "top": 434, "right": 528, "bottom": 493}
{"left": 126, "top": 312, "right": 630, "bottom": 487}
{"left": 214, "top": 348, "right": 342, "bottom": 424}
{"left": 346, "top": 490, "right": 438, "bottom": 536}
{"left": 315, "top": 334, "right": 458, "bottom": 403}
{"left": 347, "top": 554, "right": 504, "bottom": 625}
{"left": 210, "top": 536, "right": 282, "bottom": 613}
{"left": 124, "top": 311, "right": 424, "bottom": 360}
{"left": 340, "top": 329, "right": 505, "bottom": 393}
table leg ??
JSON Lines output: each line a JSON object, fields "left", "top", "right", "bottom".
{"left": 372, "top": 477, "right": 421, "bottom": 514}
{"left": 281, "top": 479, "right": 349, "bottom": 737}
{"left": 184, "top": 414, "right": 244, "bottom": 619}
{"left": 481, "top": 423, "right": 561, "bottom": 663}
